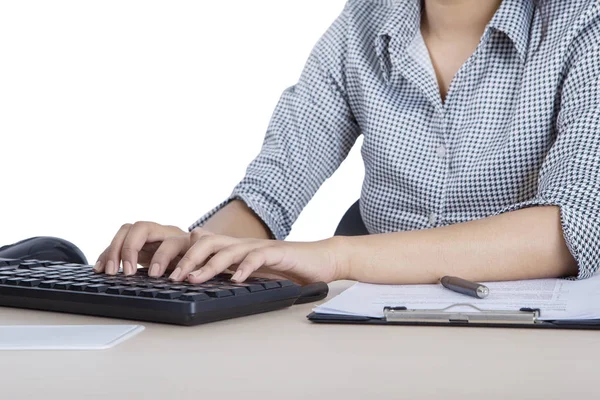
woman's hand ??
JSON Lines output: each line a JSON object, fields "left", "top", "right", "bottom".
{"left": 94, "top": 221, "right": 190, "bottom": 275}
{"left": 149, "top": 227, "right": 346, "bottom": 285}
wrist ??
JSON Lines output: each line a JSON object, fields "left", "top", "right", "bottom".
{"left": 324, "top": 235, "right": 353, "bottom": 282}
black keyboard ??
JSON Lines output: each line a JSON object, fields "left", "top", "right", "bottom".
{"left": 0, "top": 257, "right": 303, "bottom": 325}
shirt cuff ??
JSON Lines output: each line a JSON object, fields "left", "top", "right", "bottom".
{"left": 188, "top": 191, "right": 286, "bottom": 241}
{"left": 493, "top": 197, "right": 597, "bottom": 280}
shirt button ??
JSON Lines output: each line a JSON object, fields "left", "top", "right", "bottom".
{"left": 429, "top": 213, "right": 437, "bottom": 225}
{"left": 436, "top": 145, "right": 447, "bottom": 159}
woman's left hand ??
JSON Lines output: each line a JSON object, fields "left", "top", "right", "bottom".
{"left": 146, "top": 228, "right": 346, "bottom": 285}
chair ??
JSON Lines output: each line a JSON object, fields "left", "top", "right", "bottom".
{"left": 334, "top": 199, "right": 369, "bottom": 236}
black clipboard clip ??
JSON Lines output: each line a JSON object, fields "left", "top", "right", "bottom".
{"left": 383, "top": 304, "right": 541, "bottom": 325}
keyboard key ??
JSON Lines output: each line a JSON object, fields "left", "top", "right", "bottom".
{"left": 218, "top": 286, "right": 249, "bottom": 295}
{"left": 69, "top": 283, "right": 91, "bottom": 291}
{"left": 138, "top": 283, "right": 155, "bottom": 288}
{"left": 169, "top": 285, "right": 189, "bottom": 291}
{"left": 230, "top": 283, "right": 264, "bottom": 292}
{"left": 151, "top": 284, "right": 170, "bottom": 290}
{"left": 0, "top": 271, "right": 16, "bottom": 276}
{"left": 30, "top": 267, "right": 55, "bottom": 272}
{"left": 139, "top": 289, "right": 161, "bottom": 298}
{"left": 156, "top": 290, "right": 182, "bottom": 299}
{"left": 56, "top": 263, "right": 85, "bottom": 269}
{"left": 34, "top": 261, "right": 52, "bottom": 267}
{"left": 17, "top": 261, "right": 41, "bottom": 269}
{"left": 39, "top": 280, "right": 60, "bottom": 288}
{"left": 122, "top": 288, "right": 142, "bottom": 296}
{"left": 105, "top": 286, "right": 126, "bottom": 295}
{"left": 186, "top": 287, "right": 207, "bottom": 292}
{"left": 260, "top": 281, "right": 280, "bottom": 290}
{"left": 5, "top": 278, "right": 24, "bottom": 285}
{"left": 19, "top": 278, "right": 43, "bottom": 287}
{"left": 180, "top": 293, "right": 210, "bottom": 302}
{"left": 278, "top": 280, "right": 294, "bottom": 287}
{"left": 85, "top": 284, "right": 110, "bottom": 293}
{"left": 0, "top": 258, "right": 20, "bottom": 266}
{"left": 54, "top": 281, "right": 75, "bottom": 290}
{"left": 71, "top": 274, "right": 92, "bottom": 279}
{"left": 205, "top": 289, "right": 233, "bottom": 298}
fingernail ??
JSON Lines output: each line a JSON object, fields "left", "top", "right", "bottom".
{"left": 169, "top": 268, "right": 181, "bottom": 281}
{"left": 124, "top": 261, "right": 132, "bottom": 276}
{"left": 149, "top": 263, "right": 160, "bottom": 277}
{"left": 93, "top": 261, "right": 102, "bottom": 272}
{"left": 106, "top": 260, "right": 115, "bottom": 275}
{"left": 188, "top": 269, "right": 204, "bottom": 280}
{"left": 231, "top": 270, "right": 243, "bottom": 282}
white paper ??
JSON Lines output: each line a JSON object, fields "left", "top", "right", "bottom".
{"left": 0, "top": 325, "right": 144, "bottom": 350}
{"left": 314, "top": 274, "right": 600, "bottom": 321}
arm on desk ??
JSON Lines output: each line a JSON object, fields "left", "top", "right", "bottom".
{"left": 337, "top": 206, "right": 579, "bottom": 284}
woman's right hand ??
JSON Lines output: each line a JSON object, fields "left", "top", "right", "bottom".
{"left": 94, "top": 222, "right": 189, "bottom": 276}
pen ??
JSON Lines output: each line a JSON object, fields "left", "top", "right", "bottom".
{"left": 440, "top": 276, "right": 489, "bottom": 299}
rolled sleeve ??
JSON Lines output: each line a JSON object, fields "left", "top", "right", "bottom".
{"left": 189, "top": 1, "right": 361, "bottom": 240}
{"left": 493, "top": 45, "right": 600, "bottom": 279}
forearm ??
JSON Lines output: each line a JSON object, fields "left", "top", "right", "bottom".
{"left": 201, "top": 200, "right": 272, "bottom": 240}
{"left": 335, "top": 206, "right": 578, "bottom": 284}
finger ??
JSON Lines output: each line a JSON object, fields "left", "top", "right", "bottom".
{"left": 231, "top": 247, "right": 285, "bottom": 283}
{"left": 121, "top": 221, "right": 181, "bottom": 276}
{"left": 96, "top": 223, "right": 133, "bottom": 275}
{"left": 93, "top": 250, "right": 108, "bottom": 273}
{"left": 148, "top": 235, "right": 190, "bottom": 277}
{"left": 119, "top": 221, "right": 154, "bottom": 276}
{"left": 187, "top": 242, "right": 263, "bottom": 283}
{"left": 170, "top": 235, "right": 237, "bottom": 281}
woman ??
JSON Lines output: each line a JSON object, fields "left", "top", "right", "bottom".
{"left": 94, "top": 0, "right": 600, "bottom": 286}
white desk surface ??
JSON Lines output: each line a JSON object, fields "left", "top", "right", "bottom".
{"left": 1, "top": 280, "right": 599, "bottom": 400}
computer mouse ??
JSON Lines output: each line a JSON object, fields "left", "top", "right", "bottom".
{"left": 0, "top": 236, "right": 88, "bottom": 265}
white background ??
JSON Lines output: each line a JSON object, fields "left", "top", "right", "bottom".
{"left": 0, "top": 0, "right": 363, "bottom": 263}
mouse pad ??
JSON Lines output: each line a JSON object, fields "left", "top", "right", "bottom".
{"left": 0, "top": 325, "right": 144, "bottom": 350}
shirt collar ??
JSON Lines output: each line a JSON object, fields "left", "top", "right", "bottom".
{"left": 376, "top": 0, "right": 421, "bottom": 52}
{"left": 488, "top": 0, "right": 535, "bottom": 62}
{"left": 374, "top": 0, "right": 536, "bottom": 83}
{"left": 374, "top": 1, "right": 421, "bottom": 84}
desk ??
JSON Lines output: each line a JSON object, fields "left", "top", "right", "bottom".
{"left": 1, "top": 281, "right": 598, "bottom": 399}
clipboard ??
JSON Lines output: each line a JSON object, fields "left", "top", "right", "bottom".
{"left": 307, "top": 303, "right": 600, "bottom": 330}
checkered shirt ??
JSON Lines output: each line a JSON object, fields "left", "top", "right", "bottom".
{"left": 191, "top": 0, "right": 600, "bottom": 279}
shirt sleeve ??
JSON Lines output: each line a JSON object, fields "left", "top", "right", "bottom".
{"left": 189, "top": 1, "right": 361, "bottom": 240}
{"left": 492, "top": 44, "right": 600, "bottom": 279}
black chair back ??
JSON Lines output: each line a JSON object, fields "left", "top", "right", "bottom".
{"left": 334, "top": 200, "right": 369, "bottom": 236}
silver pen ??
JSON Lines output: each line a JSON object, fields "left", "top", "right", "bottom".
{"left": 440, "top": 276, "right": 489, "bottom": 299}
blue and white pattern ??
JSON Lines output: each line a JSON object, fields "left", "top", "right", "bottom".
{"left": 191, "top": 0, "right": 600, "bottom": 279}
